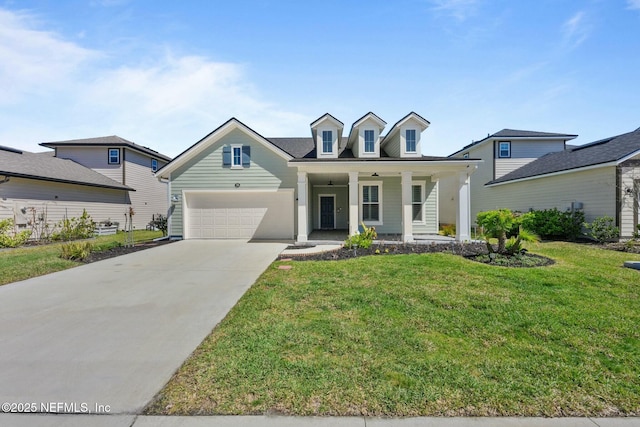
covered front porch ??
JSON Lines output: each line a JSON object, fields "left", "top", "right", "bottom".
{"left": 292, "top": 161, "right": 476, "bottom": 244}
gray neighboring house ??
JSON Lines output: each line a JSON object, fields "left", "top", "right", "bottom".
{"left": 441, "top": 127, "right": 640, "bottom": 238}
{"left": 156, "top": 114, "right": 481, "bottom": 243}
{"left": 0, "top": 145, "right": 133, "bottom": 230}
{"left": 40, "top": 136, "right": 171, "bottom": 230}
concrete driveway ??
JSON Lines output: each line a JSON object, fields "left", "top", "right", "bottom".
{"left": 0, "top": 240, "right": 286, "bottom": 418}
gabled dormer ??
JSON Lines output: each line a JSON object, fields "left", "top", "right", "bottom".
{"left": 381, "top": 112, "right": 430, "bottom": 158}
{"left": 310, "top": 113, "right": 344, "bottom": 159}
{"left": 346, "top": 112, "right": 386, "bottom": 158}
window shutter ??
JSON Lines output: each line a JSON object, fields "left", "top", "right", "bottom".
{"left": 222, "top": 146, "right": 231, "bottom": 166}
{"left": 242, "top": 146, "right": 251, "bottom": 167}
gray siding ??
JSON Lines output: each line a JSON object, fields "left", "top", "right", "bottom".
{"left": 412, "top": 176, "right": 438, "bottom": 234}
{"left": 56, "top": 146, "right": 124, "bottom": 183}
{"left": 359, "top": 177, "right": 401, "bottom": 234}
{"left": 383, "top": 135, "right": 401, "bottom": 158}
{"left": 169, "top": 129, "right": 297, "bottom": 237}
{"left": 124, "top": 149, "right": 169, "bottom": 229}
{"left": 310, "top": 186, "right": 348, "bottom": 230}
{"left": 0, "top": 177, "right": 130, "bottom": 227}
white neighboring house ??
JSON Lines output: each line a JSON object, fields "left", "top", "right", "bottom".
{"left": 441, "top": 127, "right": 640, "bottom": 238}
{"left": 40, "top": 136, "right": 171, "bottom": 230}
{"left": 0, "top": 145, "right": 134, "bottom": 231}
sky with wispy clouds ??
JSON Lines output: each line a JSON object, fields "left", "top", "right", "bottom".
{"left": 0, "top": 0, "right": 639, "bottom": 158}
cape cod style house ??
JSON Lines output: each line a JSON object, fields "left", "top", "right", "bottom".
{"left": 156, "top": 113, "right": 481, "bottom": 243}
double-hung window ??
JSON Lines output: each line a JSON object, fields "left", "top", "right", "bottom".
{"left": 322, "top": 130, "right": 333, "bottom": 153}
{"left": 151, "top": 158, "right": 158, "bottom": 172}
{"left": 412, "top": 183, "right": 425, "bottom": 223}
{"left": 498, "top": 141, "right": 511, "bottom": 158}
{"left": 405, "top": 129, "right": 417, "bottom": 153}
{"left": 361, "top": 183, "right": 382, "bottom": 224}
{"left": 364, "top": 129, "right": 375, "bottom": 153}
{"left": 108, "top": 148, "right": 120, "bottom": 164}
{"left": 232, "top": 145, "right": 242, "bottom": 168}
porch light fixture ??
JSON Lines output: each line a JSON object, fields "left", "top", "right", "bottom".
{"left": 372, "top": 172, "right": 379, "bottom": 177}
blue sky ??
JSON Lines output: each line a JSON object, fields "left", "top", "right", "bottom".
{"left": 1, "top": 0, "right": 639, "bottom": 158}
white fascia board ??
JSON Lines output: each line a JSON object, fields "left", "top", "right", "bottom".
{"left": 310, "top": 114, "right": 344, "bottom": 130}
{"left": 352, "top": 112, "right": 386, "bottom": 129}
{"left": 290, "top": 160, "right": 481, "bottom": 175}
{"left": 485, "top": 161, "right": 618, "bottom": 187}
{"left": 156, "top": 119, "right": 292, "bottom": 178}
{"left": 346, "top": 113, "right": 387, "bottom": 148}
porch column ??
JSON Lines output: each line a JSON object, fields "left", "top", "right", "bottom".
{"left": 401, "top": 171, "right": 414, "bottom": 243}
{"left": 455, "top": 172, "right": 471, "bottom": 242}
{"left": 297, "top": 171, "right": 308, "bottom": 242}
{"left": 348, "top": 171, "right": 359, "bottom": 236}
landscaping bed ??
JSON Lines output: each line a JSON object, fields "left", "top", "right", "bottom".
{"left": 82, "top": 239, "right": 172, "bottom": 263}
{"left": 281, "top": 242, "right": 553, "bottom": 267}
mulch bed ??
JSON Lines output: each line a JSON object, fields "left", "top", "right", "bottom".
{"left": 599, "top": 241, "right": 640, "bottom": 254}
{"left": 280, "top": 242, "right": 554, "bottom": 267}
{"left": 83, "top": 240, "right": 173, "bottom": 263}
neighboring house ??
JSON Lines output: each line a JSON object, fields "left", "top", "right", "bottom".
{"left": 0, "top": 145, "right": 133, "bottom": 230}
{"left": 441, "top": 127, "right": 640, "bottom": 238}
{"left": 155, "top": 113, "right": 481, "bottom": 243}
{"left": 40, "top": 136, "right": 171, "bottom": 230}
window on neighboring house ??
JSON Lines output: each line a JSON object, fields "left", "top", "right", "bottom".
{"left": 108, "top": 148, "right": 120, "bottom": 164}
{"left": 361, "top": 183, "right": 382, "bottom": 224}
{"left": 499, "top": 141, "right": 511, "bottom": 158}
{"left": 322, "top": 130, "right": 333, "bottom": 153}
{"left": 151, "top": 158, "right": 158, "bottom": 172}
{"left": 412, "top": 183, "right": 424, "bottom": 223}
{"left": 364, "top": 129, "right": 375, "bottom": 153}
{"left": 405, "top": 129, "right": 417, "bottom": 153}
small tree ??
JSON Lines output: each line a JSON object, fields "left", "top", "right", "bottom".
{"left": 148, "top": 214, "right": 168, "bottom": 236}
{"left": 477, "top": 209, "right": 538, "bottom": 255}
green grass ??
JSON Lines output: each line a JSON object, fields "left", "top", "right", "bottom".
{"left": 0, "top": 230, "right": 162, "bottom": 286}
{"left": 147, "top": 242, "right": 640, "bottom": 417}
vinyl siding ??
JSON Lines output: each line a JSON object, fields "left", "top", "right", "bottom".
{"left": 483, "top": 166, "right": 617, "bottom": 224}
{"left": 56, "top": 146, "right": 124, "bottom": 183}
{"left": 359, "top": 177, "right": 401, "bottom": 234}
{"left": 412, "top": 176, "right": 438, "bottom": 234}
{"left": 494, "top": 141, "right": 565, "bottom": 179}
{"left": 310, "top": 186, "right": 348, "bottom": 230}
{"left": 619, "top": 156, "right": 640, "bottom": 237}
{"left": 383, "top": 135, "right": 401, "bottom": 158}
{"left": 124, "top": 149, "right": 169, "bottom": 229}
{"left": 169, "top": 129, "right": 297, "bottom": 237}
{"left": 0, "top": 177, "right": 130, "bottom": 227}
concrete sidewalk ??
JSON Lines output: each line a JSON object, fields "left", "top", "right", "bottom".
{"left": 0, "top": 414, "right": 638, "bottom": 426}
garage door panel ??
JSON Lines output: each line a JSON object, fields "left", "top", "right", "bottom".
{"left": 186, "top": 191, "right": 293, "bottom": 240}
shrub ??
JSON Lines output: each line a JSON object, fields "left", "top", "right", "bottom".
{"left": 148, "top": 214, "right": 168, "bottom": 236}
{"left": 584, "top": 216, "right": 619, "bottom": 243}
{"left": 60, "top": 241, "right": 93, "bottom": 261}
{"left": 477, "top": 209, "right": 539, "bottom": 255}
{"left": 52, "top": 210, "right": 96, "bottom": 241}
{"left": 344, "top": 223, "right": 377, "bottom": 249}
{"left": 0, "top": 219, "right": 32, "bottom": 248}
{"left": 519, "top": 208, "right": 585, "bottom": 240}
{"left": 439, "top": 224, "right": 456, "bottom": 237}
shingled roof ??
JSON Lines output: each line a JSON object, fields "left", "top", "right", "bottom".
{"left": 487, "top": 127, "right": 640, "bottom": 185}
{"left": 41, "top": 135, "right": 171, "bottom": 162}
{"left": 451, "top": 129, "right": 578, "bottom": 156}
{"left": 0, "top": 146, "right": 133, "bottom": 191}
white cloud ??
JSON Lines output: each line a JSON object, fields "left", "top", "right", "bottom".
{"left": 562, "top": 11, "right": 590, "bottom": 49}
{"left": 428, "top": 0, "right": 480, "bottom": 21}
{"left": 627, "top": 0, "right": 640, "bottom": 10}
{"left": 0, "top": 8, "right": 308, "bottom": 157}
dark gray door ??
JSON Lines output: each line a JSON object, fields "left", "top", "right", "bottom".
{"left": 320, "top": 196, "right": 335, "bottom": 229}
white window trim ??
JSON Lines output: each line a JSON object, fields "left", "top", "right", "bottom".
{"left": 405, "top": 129, "right": 417, "bottom": 153}
{"left": 498, "top": 141, "right": 511, "bottom": 158}
{"left": 151, "top": 158, "right": 158, "bottom": 172}
{"left": 322, "top": 130, "right": 333, "bottom": 154}
{"left": 359, "top": 181, "right": 383, "bottom": 226}
{"left": 317, "top": 194, "right": 336, "bottom": 230}
{"left": 412, "top": 181, "right": 426, "bottom": 224}
{"left": 231, "top": 144, "right": 243, "bottom": 169}
{"left": 363, "top": 129, "right": 375, "bottom": 153}
{"left": 108, "top": 148, "right": 120, "bottom": 165}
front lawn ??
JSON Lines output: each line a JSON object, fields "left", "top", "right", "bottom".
{"left": 147, "top": 242, "right": 640, "bottom": 417}
{"left": 0, "top": 230, "right": 162, "bottom": 286}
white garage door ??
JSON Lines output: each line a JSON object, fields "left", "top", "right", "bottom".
{"left": 185, "top": 190, "right": 294, "bottom": 240}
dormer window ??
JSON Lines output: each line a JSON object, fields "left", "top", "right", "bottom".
{"left": 364, "top": 130, "right": 375, "bottom": 153}
{"left": 322, "top": 130, "right": 333, "bottom": 153}
{"left": 405, "top": 129, "right": 417, "bottom": 153}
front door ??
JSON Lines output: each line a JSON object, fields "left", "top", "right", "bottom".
{"left": 320, "top": 195, "right": 335, "bottom": 229}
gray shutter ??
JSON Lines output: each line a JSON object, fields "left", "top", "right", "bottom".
{"left": 242, "top": 146, "right": 251, "bottom": 167}
{"left": 222, "top": 146, "right": 231, "bottom": 166}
